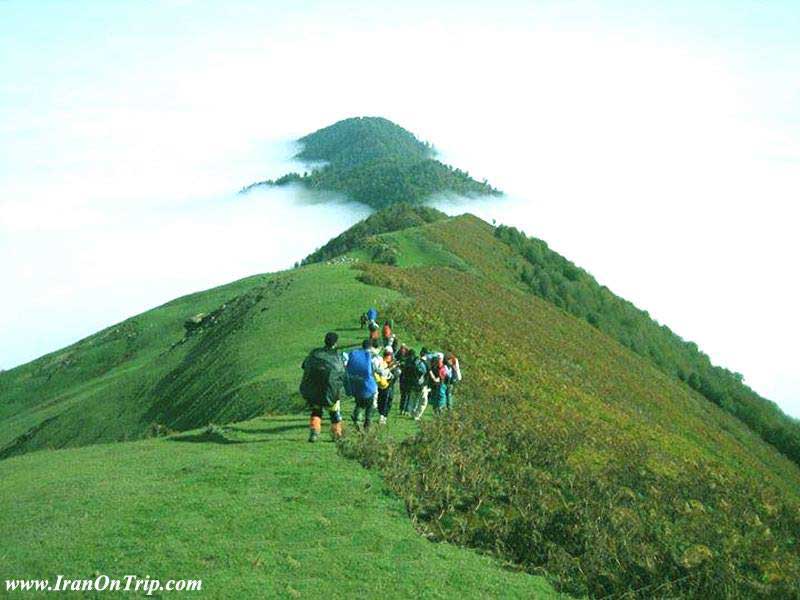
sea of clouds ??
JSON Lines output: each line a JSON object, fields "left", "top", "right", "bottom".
{"left": 1, "top": 0, "right": 797, "bottom": 415}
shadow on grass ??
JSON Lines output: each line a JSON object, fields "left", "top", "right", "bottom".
{"left": 169, "top": 429, "right": 247, "bottom": 445}
{"left": 224, "top": 424, "right": 307, "bottom": 435}
{"left": 168, "top": 421, "right": 310, "bottom": 445}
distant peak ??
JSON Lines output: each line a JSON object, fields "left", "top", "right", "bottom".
{"left": 239, "top": 117, "right": 501, "bottom": 209}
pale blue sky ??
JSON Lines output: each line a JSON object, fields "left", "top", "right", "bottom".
{"left": 1, "top": 0, "right": 798, "bottom": 415}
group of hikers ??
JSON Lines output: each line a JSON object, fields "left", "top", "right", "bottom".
{"left": 300, "top": 307, "right": 462, "bottom": 442}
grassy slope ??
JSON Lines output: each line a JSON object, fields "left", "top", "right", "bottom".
{"left": 0, "top": 264, "right": 402, "bottom": 457}
{"left": 0, "top": 414, "right": 556, "bottom": 598}
{"left": 491, "top": 223, "right": 800, "bottom": 467}
{"left": 0, "top": 247, "right": 558, "bottom": 597}
{"left": 3, "top": 210, "right": 800, "bottom": 595}
{"left": 378, "top": 215, "right": 800, "bottom": 492}
{"left": 302, "top": 204, "right": 447, "bottom": 265}
{"left": 345, "top": 214, "right": 800, "bottom": 595}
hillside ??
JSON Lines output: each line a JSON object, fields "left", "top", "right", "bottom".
{"left": 492, "top": 224, "right": 800, "bottom": 467}
{"left": 239, "top": 117, "right": 500, "bottom": 208}
{"left": 301, "top": 203, "right": 448, "bottom": 265}
{"left": 0, "top": 264, "right": 402, "bottom": 458}
{"left": 335, "top": 214, "right": 800, "bottom": 596}
{"left": 0, "top": 416, "right": 555, "bottom": 598}
{"left": 318, "top": 213, "right": 800, "bottom": 470}
{"left": 2, "top": 207, "right": 800, "bottom": 596}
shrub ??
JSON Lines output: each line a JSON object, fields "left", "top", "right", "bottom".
{"left": 492, "top": 225, "right": 800, "bottom": 468}
{"left": 342, "top": 260, "right": 800, "bottom": 598}
{"left": 344, "top": 395, "right": 800, "bottom": 598}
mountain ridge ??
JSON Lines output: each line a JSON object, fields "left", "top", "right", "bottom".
{"left": 3, "top": 198, "right": 799, "bottom": 594}
{"left": 307, "top": 208, "right": 800, "bottom": 468}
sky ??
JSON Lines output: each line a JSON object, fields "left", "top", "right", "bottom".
{"left": 1, "top": 0, "right": 798, "bottom": 415}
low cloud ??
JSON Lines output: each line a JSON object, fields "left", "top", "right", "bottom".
{"left": 0, "top": 175, "right": 370, "bottom": 371}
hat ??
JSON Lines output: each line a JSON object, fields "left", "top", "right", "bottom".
{"left": 383, "top": 346, "right": 394, "bottom": 355}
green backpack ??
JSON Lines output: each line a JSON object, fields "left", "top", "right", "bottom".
{"left": 300, "top": 348, "right": 345, "bottom": 407}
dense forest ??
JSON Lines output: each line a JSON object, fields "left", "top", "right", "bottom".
{"left": 494, "top": 224, "right": 800, "bottom": 465}
{"left": 295, "top": 115, "right": 433, "bottom": 167}
{"left": 240, "top": 117, "right": 500, "bottom": 208}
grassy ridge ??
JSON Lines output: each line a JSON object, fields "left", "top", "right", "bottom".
{"left": 342, "top": 215, "right": 800, "bottom": 596}
{"left": 0, "top": 415, "right": 557, "bottom": 598}
{"left": 0, "top": 265, "right": 402, "bottom": 458}
{"left": 4, "top": 207, "right": 799, "bottom": 597}
{"left": 302, "top": 204, "right": 447, "bottom": 266}
{"left": 491, "top": 224, "right": 800, "bottom": 468}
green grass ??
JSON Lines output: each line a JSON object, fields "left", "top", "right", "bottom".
{"left": 3, "top": 208, "right": 800, "bottom": 597}
{"left": 0, "top": 414, "right": 558, "bottom": 599}
{"left": 346, "top": 215, "right": 800, "bottom": 596}
{"left": 0, "top": 264, "right": 403, "bottom": 457}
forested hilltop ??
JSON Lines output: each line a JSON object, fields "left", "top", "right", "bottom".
{"left": 239, "top": 117, "right": 500, "bottom": 208}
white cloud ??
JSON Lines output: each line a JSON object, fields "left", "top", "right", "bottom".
{"left": 1, "top": 1, "right": 798, "bottom": 416}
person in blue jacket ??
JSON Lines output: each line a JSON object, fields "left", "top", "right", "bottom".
{"left": 366, "top": 307, "right": 378, "bottom": 327}
{"left": 347, "top": 339, "right": 378, "bottom": 431}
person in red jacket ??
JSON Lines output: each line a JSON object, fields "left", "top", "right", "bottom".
{"left": 427, "top": 354, "right": 448, "bottom": 415}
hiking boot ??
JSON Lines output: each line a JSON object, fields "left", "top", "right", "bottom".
{"left": 379, "top": 415, "right": 387, "bottom": 425}
{"left": 308, "top": 430, "right": 319, "bottom": 443}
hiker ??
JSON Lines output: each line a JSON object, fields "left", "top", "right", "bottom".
{"left": 359, "top": 313, "right": 368, "bottom": 329}
{"left": 398, "top": 347, "right": 418, "bottom": 416}
{"left": 415, "top": 349, "right": 447, "bottom": 419}
{"left": 366, "top": 307, "right": 378, "bottom": 327}
{"left": 444, "top": 352, "right": 462, "bottom": 410}
{"left": 412, "top": 347, "right": 432, "bottom": 420}
{"left": 427, "top": 353, "right": 448, "bottom": 415}
{"left": 300, "top": 332, "right": 346, "bottom": 443}
{"left": 381, "top": 320, "right": 396, "bottom": 350}
{"left": 412, "top": 347, "right": 429, "bottom": 420}
{"left": 375, "top": 347, "right": 400, "bottom": 425}
{"left": 426, "top": 354, "right": 444, "bottom": 414}
{"left": 396, "top": 343, "right": 410, "bottom": 361}
{"left": 347, "top": 339, "right": 378, "bottom": 431}
{"left": 368, "top": 322, "right": 380, "bottom": 344}
{"left": 411, "top": 349, "right": 431, "bottom": 421}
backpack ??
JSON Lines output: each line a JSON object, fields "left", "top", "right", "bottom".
{"left": 300, "top": 348, "right": 345, "bottom": 407}
{"left": 442, "top": 365, "right": 452, "bottom": 384}
{"left": 346, "top": 349, "right": 377, "bottom": 399}
{"left": 374, "top": 372, "right": 390, "bottom": 390}
{"left": 414, "top": 358, "right": 428, "bottom": 387}
{"left": 449, "top": 358, "right": 462, "bottom": 383}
